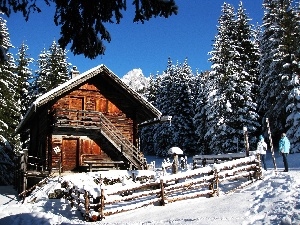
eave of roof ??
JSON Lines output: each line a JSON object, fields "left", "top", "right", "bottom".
{"left": 16, "top": 64, "right": 161, "bottom": 133}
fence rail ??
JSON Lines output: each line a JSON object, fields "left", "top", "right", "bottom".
{"left": 193, "top": 152, "right": 247, "bottom": 168}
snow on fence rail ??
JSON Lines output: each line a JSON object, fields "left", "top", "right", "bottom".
{"left": 56, "top": 153, "right": 261, "bottom": 222}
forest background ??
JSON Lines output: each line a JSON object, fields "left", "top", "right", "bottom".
{"left": 0, "top": 0, "right": 300, "bottom": 158}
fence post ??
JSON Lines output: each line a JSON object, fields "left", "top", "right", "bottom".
{"left": 202, "top": 159, "right": 207, "bottom": 167}
{"left": 15, "top": 153, "right": 22, "bottom": 193}
{"left": 209, "top": 168, "right": 219, "bottom": 197}
{"left": 255, "top": 153, "right": 262, "bottom": 180}
{"left": 58, "top": 159, "right": 61, "bottom": 176}
{"left": 99, "top": 189, "right": 105, "bottom": 220}
{"left": 160, "top": 179, "right": 165, "bottom": 206}
{"left": 84, "top": 190, "right": 90, "bottom": 222}
{"left": 243, "top": 127, "right": 249, "bottom": 157}
{"left": 213, "top": 169, "right": 219, "bottom": 196}
{"left": 21, "top": 149, "right": 28, "bottom": 200}
{"left": 172, "top": 154, "right": 178, "bottom": 174}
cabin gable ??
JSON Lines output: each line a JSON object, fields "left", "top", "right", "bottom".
{"left": 53, "top": 81, "right": 135, "bottom": 141}
{"left": 48, "top": 81, "right": 138, "bottom": 172}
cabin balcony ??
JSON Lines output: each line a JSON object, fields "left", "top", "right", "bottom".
{"left": 53, "top": 109, "right": 103, "bottom": 129}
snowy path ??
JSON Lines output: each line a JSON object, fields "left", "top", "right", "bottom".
{"left": 101, "top": 190, "right": 253, "bottom": 225}
{"left": 243, "top": 170, "right": 300, "bottom": 225}
{"left": 0, "top": 152, "right": 299, "bottom": 225}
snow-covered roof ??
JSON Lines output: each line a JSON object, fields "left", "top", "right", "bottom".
{"left": 16, "top": 64, "right": 161, "bottom": 132}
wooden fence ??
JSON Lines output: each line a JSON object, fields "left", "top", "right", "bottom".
{"left": 192, "top": 152, "right": 248, "bottom": 168}
{"left": 59, "top": 154, "right": 261, "bottom": 222}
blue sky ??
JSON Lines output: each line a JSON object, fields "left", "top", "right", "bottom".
{"left": 6, "top": 0, "right": 263, "bottom": 77}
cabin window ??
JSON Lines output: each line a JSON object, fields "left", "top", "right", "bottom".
{"left": 95, "top": 98, "right": 107, "bottom": 112}
{"left": 95, "top": 98, "right": 121, "bottom": 114}
{"left": 69, "top": 97, "right": 85, "bottom": 119}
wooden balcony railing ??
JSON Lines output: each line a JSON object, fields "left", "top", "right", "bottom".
{"left": 54, "top": 109, "right": 102, "bottom": 128}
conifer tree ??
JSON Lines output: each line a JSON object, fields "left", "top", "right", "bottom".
{"left": 34, "top": 40, "right": 70, "bottom": 98}
{"left": 205, "top": 3, "right": 238, "bottom": 154}
{"left": 140, "top": 74, "right": 158, "bottom": 155}
{"left": 233, "top": 2, "right": 260, "bottom": 149}
{"left": 48, "top": 40, "right": 70, "bottom": 89}
{"left": 170, "top": 58, "right": 196, "bottom": 155}
{"left": 0, "top": 0, "right": 178, "bottom": 60}
{"left": 193, "top": 71, "right": 210, "bottom": 154}
{"left": 282, "top": 2, "right": 300, "bottom": 152}
{"left": 251, "top": 24, "right": 262, "bottom": 115}
{"left": 0, "top": 14, "right": 20, "bottom": 150}
{"left": 205, "top": 3, "right": 259, "bottom": 154}
{"left": 16, "top": 42, "right": 34, "bottom": 118}
{"left": 258, "top": 0, "right": 290, "bottom": 138}
{"left": 33, "top": 48, "right": 49, "bottom": 99}
{"left": 286, "top": 74, "right": 300, "bottom": 153}
{"left": 153, "top": 58, "right": 175, "bottom": 156}
{"left": 15, "top": 42, "right": 33, "bottom": 150}
{"left": 151, "top": 58, "right": 198, "bottom": 156}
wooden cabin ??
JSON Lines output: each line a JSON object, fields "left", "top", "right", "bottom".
{"left": 16, "top": 64, "right": 162, "bottom": 173}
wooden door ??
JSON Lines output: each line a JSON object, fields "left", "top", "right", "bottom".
{"left": 70, "top": 96, "right": 84, "bottom": 110}
{"left": 62, "top": 138, "right": 79, "bottom": 171}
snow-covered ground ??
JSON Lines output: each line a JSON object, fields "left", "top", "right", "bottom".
{"left": 0, "top": 152, "right": 300, "bottom": 225}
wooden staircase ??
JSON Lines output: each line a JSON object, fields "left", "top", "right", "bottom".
{"left": 97, "top": 113, "right": 147, "bottom": 169}
{"left": 54, "top": 109, "right": 147, "bottom": 170}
